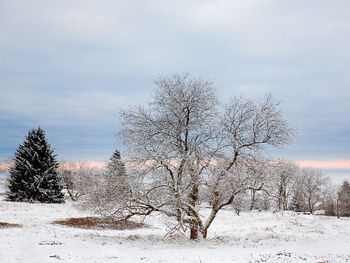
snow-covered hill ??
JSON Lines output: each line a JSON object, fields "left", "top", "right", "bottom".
{"left": 0, "top": 198, "right": 349, "bottom": 263}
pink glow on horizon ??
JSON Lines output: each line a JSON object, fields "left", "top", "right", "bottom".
{"left": 59, "top": 161, "right": 107, "bottom": 170}
{"left": 76, "top": 159, "right": 350, "bottom": 170}
{"left": 296, "top": 160, "right": 350, "bottom": 170}
{"left": 0, "top": 161, "right": 107, "bottom": 172}
{"left": 0, "top": 163, "right": 10, "bottom": 171}
{"left": 1, "top": 159, "right": 350, "bottom": 171}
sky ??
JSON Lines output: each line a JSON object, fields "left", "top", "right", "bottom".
{"left": 0, "top": 1, "right": 349, "bottom": 181}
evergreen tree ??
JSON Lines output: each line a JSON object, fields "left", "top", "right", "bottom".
{"left": 6, "top": 127, "right": 64, "bottom": 203}
{"left": 78, "top": 150, "right": 131, "bottom": 217}
{"left": 106, "top": 150, "right": 130, "bottom": 196}
{"left": 107, "top": 150, "right": 126, "bottom": 177}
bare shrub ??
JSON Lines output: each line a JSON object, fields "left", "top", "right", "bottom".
{"left": 53, "top": 217, "right": 145, "bottom": 230}
{"left": 76, "top": 151, "right": 131, "bottom": 218}
{"left": 0, "top": 222, "right": 21, "bottom": 228}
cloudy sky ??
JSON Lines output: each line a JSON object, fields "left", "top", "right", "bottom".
{"left": 0, "top": 1, "right": 349, "bottom": 180}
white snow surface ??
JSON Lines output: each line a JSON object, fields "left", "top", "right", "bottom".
{"left": 0, "top": 186, "right": 349, "bottom": 262}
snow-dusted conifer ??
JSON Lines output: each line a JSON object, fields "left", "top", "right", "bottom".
{"left": 107, "top": 150, "right": 126, "bottom": 176}
{"left": 78, "top": 150, "right": 131, "bottom": 217}
{"left": 104, "top": 150, "right": 131, "bottom": 207}
{"left": 6, "top": 127, "right": 64, "bottom": 203}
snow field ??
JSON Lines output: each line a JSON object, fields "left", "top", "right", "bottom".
{"left": 0, "top": 199, "right": 350, "bottom": 263}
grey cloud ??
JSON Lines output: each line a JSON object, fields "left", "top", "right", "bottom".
{"left": 0, "top": 0, "right": 349, "bottom": 163}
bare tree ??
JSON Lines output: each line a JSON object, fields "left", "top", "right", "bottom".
{"left": 270, "top": 160, "right": 297, "bottom": 211}
{"left": 119, "top": 74, "right": 295, "bottom": 239}
{"left": 337, "top": 180, "right": 350, "bottom": 217}
{"left": 289, "top": 169, "right": 308, "bottom": 212}
{"left": 300, "top": 168, "right": 327, "bottom": 214}
{"left": 246, "top": 159, "right": 272, "bottom": 210}
{"left": 231, "top": 191, "right": 249, "bottom": 215}
{"left": 58, "top": 161, "right": 78, "bottom": 201}
{"left": 58, "top": 161, "right": 91, "bottom": 201}
{"left": 322, "top": 183, "right": 338, "bottom": 216}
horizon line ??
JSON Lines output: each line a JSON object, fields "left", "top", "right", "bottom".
{"left": 1, "top": 159, "right": 350, "bottom": 172}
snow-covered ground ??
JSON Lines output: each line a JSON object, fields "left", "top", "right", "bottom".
{"left": 0, "top": 184, "right": 350, "bottom": 262}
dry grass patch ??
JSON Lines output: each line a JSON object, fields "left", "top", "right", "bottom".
{"left": 53, "top": 217, "right": 147, "bottom": 230}
{"left": 0, "top": 222, "right": 21, "bottom": 228}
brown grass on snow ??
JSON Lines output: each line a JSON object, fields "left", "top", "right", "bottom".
{"left": 53, "top": 217, "right": 146, "bottom": 230}
{"left": 0, "top": 222, "right": 21, "bottom": 228}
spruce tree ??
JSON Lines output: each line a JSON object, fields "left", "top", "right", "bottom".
{"left": 106, "top": 150, "right": 131, "bottom": 198}
{"left": 6, "top": 127, "right": 64, "bottom": 203}
{"left": 78, "top": 150, "right": 131, "bottom": 217}
{"left": 107, "top": 150, "right": 126, "bottom": 177}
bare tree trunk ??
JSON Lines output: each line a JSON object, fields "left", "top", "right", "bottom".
{"left": 278, "top": 184, "right": 283, "bottom": 210}
{"left": 67, "top": 188, "right": 77, "bottom": 201}
{"left": 283, "top": 189, "right": 288, "bottom": 210}
{"left": 202, "top": 208, "right": 218, "bottom": 239}
{"left": 336, "top": 199, "right": 340, "bottom": 218}
{"left": 190, "top": 223, "right": 199, "bottom": 240}
{"left": 307, "top": 197, "right": 313, "bottom": 214}
{"left": 188, "top": 170, "right": 200, "bottom": 240}
{"left": 250, "top": 189, "right": 256, "bottom": 210}
{"left": 201, "top": 228, "right": 208, "bottom": 238}
{"left": 309, "top": 201, "right": 314, "bottom": 214}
